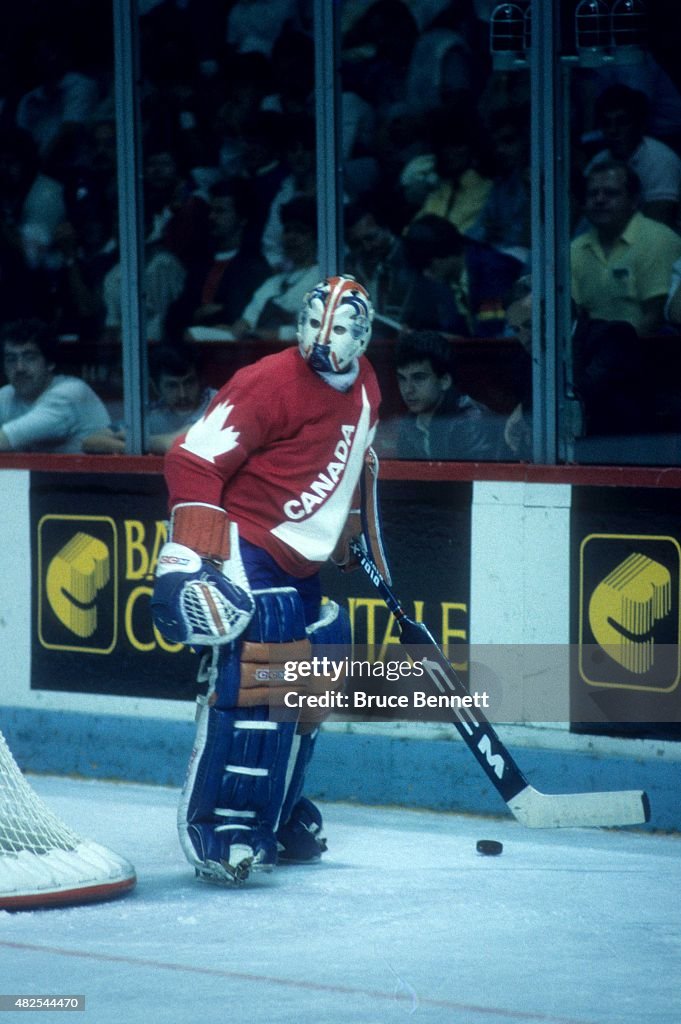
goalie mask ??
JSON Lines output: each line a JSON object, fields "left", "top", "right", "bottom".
{"left": 297, "top": 276, "right": 374, "bottom": 373}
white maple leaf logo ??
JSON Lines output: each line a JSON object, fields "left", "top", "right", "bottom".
{"left": 180, "top": 401, "right": 241, "bottom": 463}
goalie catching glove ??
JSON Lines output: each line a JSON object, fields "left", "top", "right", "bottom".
{"left": 152, "top": 503, "right": 254, "bottom": 646}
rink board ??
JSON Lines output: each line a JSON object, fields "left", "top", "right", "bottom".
{"left": 0, "top": 462, "right": 679, "bottom": 831}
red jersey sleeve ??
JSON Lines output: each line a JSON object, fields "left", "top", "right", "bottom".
{"left": 164, "top": 360, "right": 286, "bottom": 509}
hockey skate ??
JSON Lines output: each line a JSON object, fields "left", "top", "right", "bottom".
{"left": 190, "top": 822, "right": 279, "bottom": 886}
{"left": 276, "top": 798, "right": 328, "bottom": 864}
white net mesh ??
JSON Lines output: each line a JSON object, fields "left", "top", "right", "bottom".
{"left": 0, "top": 729, "right": 136, "bottom": 909}
{"left": 0, "top": 730, "right": 81, "bottom": 856}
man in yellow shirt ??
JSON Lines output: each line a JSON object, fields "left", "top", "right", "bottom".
{"left": 571, "top": 160, "right": 681, "bottom": 335}
{"left": 413, "top": 110, "right": 492, "bottom": 235}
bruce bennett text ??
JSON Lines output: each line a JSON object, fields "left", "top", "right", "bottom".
{"left": 281, "top": 690, "right": 491, "bottom": 711}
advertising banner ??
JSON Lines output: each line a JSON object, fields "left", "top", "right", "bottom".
{"left": 31, "top": 472, "right": 197, "bottom": 701}
{"left": 30, "top": 473, "right": 473, "bottom": 702}
{"left": 571, "top": 486, "right": 681, "bottom": 739}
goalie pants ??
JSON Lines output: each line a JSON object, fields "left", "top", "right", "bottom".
{"left": 240, "top": 537, "right": 322, "bottom": 626}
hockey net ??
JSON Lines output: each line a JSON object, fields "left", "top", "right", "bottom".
{"left": 0, "top": 729, "right": 136, "bottom": 910}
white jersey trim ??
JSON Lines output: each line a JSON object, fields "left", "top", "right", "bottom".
{"left": 270, "top": 385, "right": 374, "bottom": 563}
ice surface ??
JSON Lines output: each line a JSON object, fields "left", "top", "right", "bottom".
{"left": 0, "top": 775, "right": 679, "bottom": 1024}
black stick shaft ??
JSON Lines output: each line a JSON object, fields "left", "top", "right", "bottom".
{"left": 350, "top": 539, "right": 530, "bottom": 804}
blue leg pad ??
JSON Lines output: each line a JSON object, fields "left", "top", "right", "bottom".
{"left": 211, "top": 587, "right": 308, "bottom": 707}
{"left": 178, "top": 700, "right": 297, "bottom": 884}
{"left": 276, "top": 602, "right": 352, "bottom": 863}
{"left": 277, "top": 796, "right": 327, "bottom": 863}
{"left": 179, "top": 592, "right": 344, "bottom": 881}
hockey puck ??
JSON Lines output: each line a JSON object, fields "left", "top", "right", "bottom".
{"left": 476, "top": 839, "right": 503, "bottom": 856}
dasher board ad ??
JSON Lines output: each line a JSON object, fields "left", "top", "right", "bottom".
{"left": 30, "top": 472, "right": 198, "bottom": 701}
{"left": 30, "top": 473, "right": 472, "bottom": 701}
{"left": 571, "top": 485, "right": 681, "bottom": 740}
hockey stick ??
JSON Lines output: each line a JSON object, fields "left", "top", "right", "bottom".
{"left": 349, "top": 537, "right": 650, "bottom": 828}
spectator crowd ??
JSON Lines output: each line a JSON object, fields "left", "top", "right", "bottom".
{"left": 1, "top": 0, "right": 681, "bottom": 460}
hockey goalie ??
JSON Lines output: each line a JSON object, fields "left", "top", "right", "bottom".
{"left": 152, "top": 275, "right": 389, "bottom": 886}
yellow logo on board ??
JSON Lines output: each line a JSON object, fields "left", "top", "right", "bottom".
{"left": 38, "top": 515, "right": 117, "bottom": 654}
{"left": 578, "top": 534, "right": 680, "bottom": 693}
{"left": 588, "top": 553, "right": 671, "bottom": 675}
{"left": 45, "top": 532, "right": 111, "bottom": 639}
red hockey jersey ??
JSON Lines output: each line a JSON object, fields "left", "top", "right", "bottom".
{"left": 164, "top": 347, "right": 381, "bottom": 577}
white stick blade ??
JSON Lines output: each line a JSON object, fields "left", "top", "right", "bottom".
{"left": 508, "top": 786, "right": 650, "bottom": 828}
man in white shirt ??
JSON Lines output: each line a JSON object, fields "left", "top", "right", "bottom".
{"left": 585, "top": 85, "right": 681, "bottom": 230}
{"left": 0, "top": 319, "right": 109, "bottom": 453}
{"left": 230, "top": 196, "right": 320, "bottom": 342}
{"left": 82, "top": 345, "right": 217, "bottom": 456}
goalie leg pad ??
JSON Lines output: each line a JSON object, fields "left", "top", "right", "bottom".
{"left": 276, "top": 730, "right": 327, "bottom": 863}
{"left": 307, "top": 599, "right": 351, "bottom": 648}
{"left": 178, "top": 699, "right": 297, "bottom": 884}
{"left": 211, "top": 587, "right": 310, "bottom": 709}
{"left": 277, "top": 796, "right": 327, "bottom": 863}
{"left": 274, "top": 604, "right": 351, "bottom": 862}
{"left": 296, "top": 600, "right": 352, "bottom": 731}
{"left": 178, "top": 587, "right": 313, "bottom": 883}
